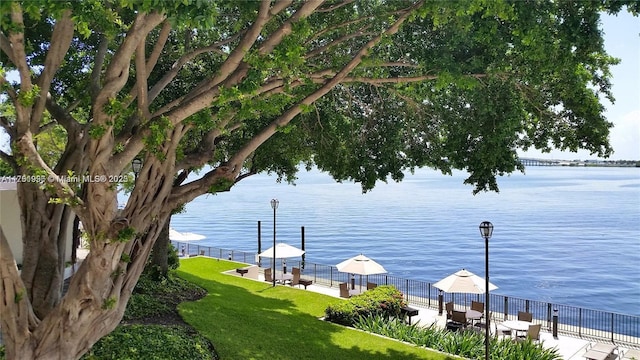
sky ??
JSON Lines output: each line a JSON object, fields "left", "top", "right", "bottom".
{"left": 1, "top": 10, "right": 639, "bottom": 160}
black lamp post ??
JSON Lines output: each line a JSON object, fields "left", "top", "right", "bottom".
{"left": 270, "top": 198, "right": 279, "bottom": 287}
{"left": 132, "top": 158, "right": 143, "bottom": 181}
{"left": 479, "top": 221, "right": 494, "bottom": 360}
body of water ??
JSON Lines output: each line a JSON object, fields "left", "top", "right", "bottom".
{"left": 170, "top": 166, "right": 640, "bottom": 316}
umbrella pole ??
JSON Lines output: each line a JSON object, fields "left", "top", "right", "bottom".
{"left": 351, "top": 274, "right": 355, "bottom": 290}
{"left": 301, "top": 226, "right": 305, "bottom": 270}
{"left": 257, "top": 221, "right": 261, "bottom": 267}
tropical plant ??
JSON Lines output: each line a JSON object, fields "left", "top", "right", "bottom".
{"left": 354, "top": 315, "right": 562, "bottom": 360}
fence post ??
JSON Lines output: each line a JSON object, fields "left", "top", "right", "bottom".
{"left": 579, "top": 308, "right": 582, "bottom": 337}
{"left": 611, "top": 313, "right": 614, "bottom": 342}
{"left": 553, "top": 308, "right": 558, "bottom": 338}
{"left": 405, "top": 279, "right": 409, "bottom": 302}
{"left": 504, "top": 297, "right": 509, "bottom": 320}
{"left": 438, "top": 290, "right": 443, "bottom": 315}
{"left": 330, "top": 267, "right": 333, "bottom": 287}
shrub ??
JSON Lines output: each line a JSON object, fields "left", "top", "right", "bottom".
{"left": 354, "top": 315, "right": 562, "bottom": 360}
{"left": 124, "top": 271, "right": 205, "bottom": 320}
{"left": 123, "top": 293, "right": 171, "bottom": 320}
{"left": 324, "top": 285, "right": 405, "bottom": 326}
{"left": 80, "top": 325, "right": 217, "bottom": 360}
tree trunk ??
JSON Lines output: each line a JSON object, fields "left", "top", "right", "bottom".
{"left": 150, "top": 217, "right": 171, "bottom": 278}
{"left": 1, "top": 211, "right": 171, "bottom": 360}
{"left": 16, "top": 181, "right": 72, "bottom": 318}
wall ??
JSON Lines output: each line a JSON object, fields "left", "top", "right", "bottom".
{"left": 0, "top": 181, "right": 73, "bottom": 265}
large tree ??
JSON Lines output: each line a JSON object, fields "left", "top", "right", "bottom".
{"left": 0, "top": 0, "right": 636, "bottom": 358}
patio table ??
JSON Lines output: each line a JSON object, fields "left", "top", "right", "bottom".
{"left": 502, "top": 320, "right": 531, "bottom": 338}
{"left": 275, "top": 273, "right": 293, "bottom": 284}
{"left": 466, "top": 309, "right": 483, "bottom": 326}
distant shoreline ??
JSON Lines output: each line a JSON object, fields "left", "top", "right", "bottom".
{"left": 519, "top": 158, "right": 640, "bottom": 167}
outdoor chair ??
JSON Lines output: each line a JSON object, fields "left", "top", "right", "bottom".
{"left": 494, "top": 322, "right": 512, "bottom": 338}
{"left": 445, "top": 301, "right": 454, "bottom": 320}
{"left": 584, "top": 342, "right": 618, "bottom": 360}
{"left": 366, "top": 282, "right": 377, "bottom": 290}
{"left": 518, "top": 311, "right": 533, "bottom": 322}
{"left": 517, "top": 323, "right": 541, "bottom": 342}
{"left": 339, "top": 282, "right": 350, "bottom": 298}
{"left": 290, "top": 267, "right": 300, "bottom": 287}
{"left": 471, "top": 300, "right": 484, "bottom": 314}
{"left": 450, "top": 310, "right": 468, "bottom": 327}
{"left": 622, "top": 348, "right": 640, "bottom": 360}
{"left": 264, "top": 268, "right": 273, "bottom": 283}
{"left": 487, "top": 313, "right": 512, "bottom": 338}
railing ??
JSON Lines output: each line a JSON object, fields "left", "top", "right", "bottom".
{"left": 173, "top": 241, "right": 640, "bottom": 347}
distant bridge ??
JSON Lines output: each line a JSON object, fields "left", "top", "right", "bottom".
{"left": 518, "top": 158, "right": 579, "bottom": 166}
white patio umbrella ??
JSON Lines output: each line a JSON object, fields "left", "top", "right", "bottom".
{"left": 336, "top": 254, "right": 387, "bottom": 290}
{"left": 169, "top": 228, "right": 206, "bottom": 241}
{"left": 433, "top": 268, "right": 498, "bottom": 294}
{"left": 258, "top": 243, "right": 305, "bottom": 274}
{"left": 336, "top": 254, "right": 387, "bottom": 275}
{"left": 258, "top": 243, "right": 305, "bottom": 258}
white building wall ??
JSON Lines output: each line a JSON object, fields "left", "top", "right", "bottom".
{"left": 1, "top": 181, "right": 74, "bottom": 265}
{"left": 0, "top": 183, "right": 24, "bottom": 263}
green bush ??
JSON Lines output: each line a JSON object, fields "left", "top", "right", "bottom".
{"left": 124, "top": 271, "right": 205, "bottom": 320}
{"left": 324, "top": 285, "right": 405, "bottom": 326}
{"left": 80, "top": 325, "right": 217, "bottom": 360}
{"left": 123, "top": 294, "right": 170, "bottom": 320}
{"left": 354, "top": 315, "right": 562, "bottom": 360}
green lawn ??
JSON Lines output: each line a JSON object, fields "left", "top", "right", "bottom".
{"left": 177, "top": 258, "right": 457, "bottom": 360}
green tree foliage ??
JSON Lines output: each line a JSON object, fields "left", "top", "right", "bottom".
{"left": 0, "top": 1, "right": 637, "bottom": 358}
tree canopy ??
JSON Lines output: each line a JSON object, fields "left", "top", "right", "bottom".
{"left": 1, "top": 1, "right": 637, "bottom": 358}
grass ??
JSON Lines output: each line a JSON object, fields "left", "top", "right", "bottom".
{"left": 176, "top": 257, "right": 457, "bottom": 360}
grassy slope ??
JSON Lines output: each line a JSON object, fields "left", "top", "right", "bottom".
{"left": 177, "top": 258, "right": 455, "bottom": 360}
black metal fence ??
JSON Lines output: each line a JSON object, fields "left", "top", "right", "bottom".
{"left": 173, "top": 241, "right": 640, "bottom": 347}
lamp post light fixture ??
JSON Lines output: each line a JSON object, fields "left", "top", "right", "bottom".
{"left": 479, "top": 221, "right": 494, "bottom": 360}
{"left": 270, "top": 198, "right": 279, "bottom": 287}
{"left": 131, "top": 158, "right": 143, "bottom": 181}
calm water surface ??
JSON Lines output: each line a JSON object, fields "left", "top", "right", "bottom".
{"left": 170, "top": 166, "right": 640, "bottom": 315}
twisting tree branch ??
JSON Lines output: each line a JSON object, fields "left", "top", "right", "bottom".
{"left": 258, "top": 0, "right": 324, "bottom": 55}
{"left": 134, "top": 41, "right": 150, "bottom": 119}
{"left": 32, "top": 9, "right": 74, "bottom": 133}
{"left": 317, "top": 0, "right": 355, "bottom": 13}
{"left": 90, "top": 33, "right": 109, "bottom": 101}
{"left": 168, "top": 1, "right": 426, "bottom": 205}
